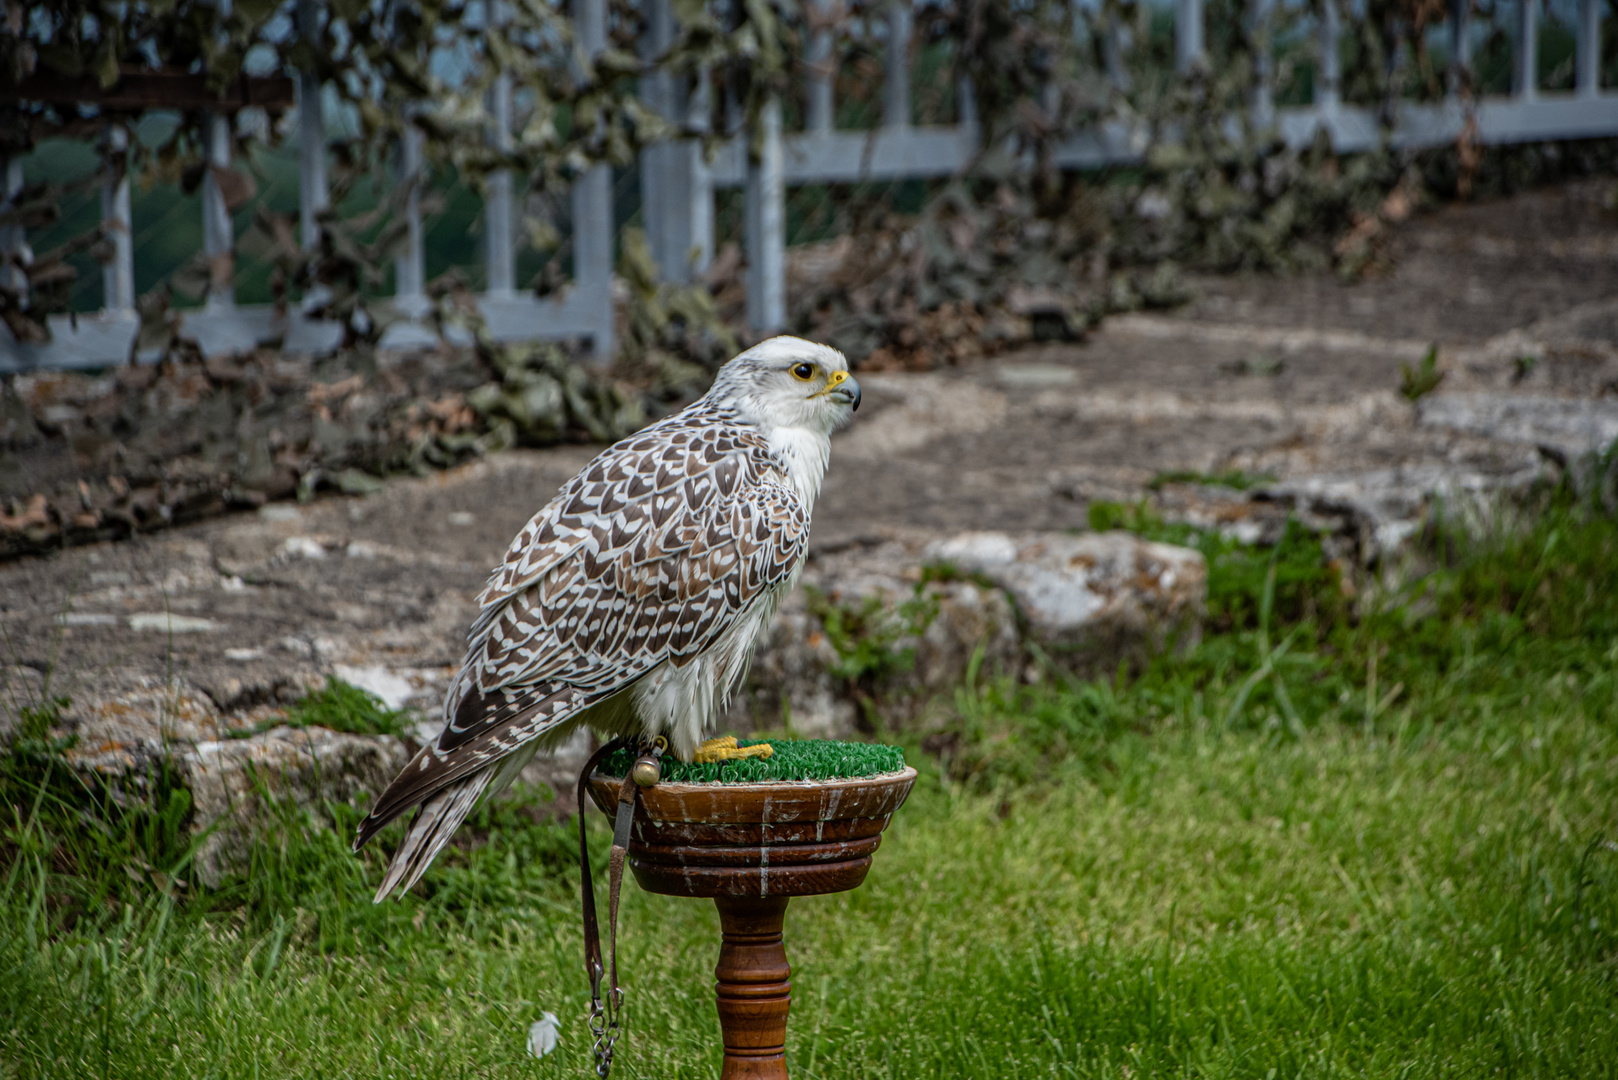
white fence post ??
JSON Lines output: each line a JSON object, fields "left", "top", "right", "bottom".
{"left": 394, "top": 122, "right": 427, "bottom": 316}
{"left": 1318, "top": 0, "right": 1342, "bottom": 111}
{"left": 958, "top": 75, "right": 978, "bottom": 127}
{"left": 296, "top": 0, "right": 328, "bottom": 251}
{"left": 1251, "top": 0, "right": 1276, "bottom": 124}
{"left": 297, "top": 77, "right": 328, "bottom": 251}
{"left": 101, "top": 123, "right": 134, "bottom": 314}
{"left": 1450, "top": 0, "right": 1472, "bottom": 93}
{"left": 807, "top": 0, "right": 835, "bottom": 134}
{"left": 640, "top": 0, "right": 670, "bottom": 278}
{"left": 201, "top": 112, "right": 234, "bottom": 308}
{"left": 1576, "top": 0, "right": 1602, "bottom": 98}
{"left": 690, "top": 71, "right": 714, "bottom": 276}
{"left": 1103, "top": 11, "right": 1131, "bottom": 91}
{"left": 885, "top": 0, "right": 912, "bottom": 128}
{"left": 486, "top": 1, "right": 516, "bottom": 298}
{"left": 486, "top": 79, "right": 516, "bottom": 296}
{"left": 0, "top": 156, "right": 25, "bottom": 308}
{"left": 1517, "top": 0, "right": 1538, "bottom": 99}
{"left": 1176, "top": 0, "right": 1204, "bottom": 73}
{"left": 745, "top": 97, "right": 785, "bottom": 334}
{"left": 640, "top": 0, "right": 704, "bottom": 284}
{"left": 573, "top": 0, "right": 614, "bottom": 358}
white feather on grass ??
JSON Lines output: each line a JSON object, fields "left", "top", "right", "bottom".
{"left": 527, "top": 1012, "right": 561, "bottom": 1058}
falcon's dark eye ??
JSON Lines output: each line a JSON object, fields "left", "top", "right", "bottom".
{"left": 790, "top": 362, "right": 816, "bottom": 382}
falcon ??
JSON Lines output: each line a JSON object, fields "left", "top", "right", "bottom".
{"left": 353, "top": 336, "right": 861, "bottom": 900}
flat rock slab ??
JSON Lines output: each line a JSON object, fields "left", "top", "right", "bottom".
{"left": 1418, "top": 393, "right": 1618, "bottom": 493}
{"left": 722, "top": 528, "right": 1209, "bottom": 738}
{"left": 184, "top": 726, "right": 413, "bottom": 885}
{"left": 928, "top": 531, "right": 1207, "bottom": 670}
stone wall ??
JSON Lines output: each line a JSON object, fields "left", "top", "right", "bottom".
{"left": 3, "top": 527, "right": 1208, "bottom": 885}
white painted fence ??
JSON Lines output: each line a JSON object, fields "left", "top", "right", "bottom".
{"left": 3, "top": 0, "right": 1616, "bottom": 372}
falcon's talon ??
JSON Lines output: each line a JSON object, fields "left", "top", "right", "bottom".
{"left": 693, "top": 736, "right": 774, "bottom": 764}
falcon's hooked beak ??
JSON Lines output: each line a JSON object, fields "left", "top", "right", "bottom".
{"left": 819, "top": 369, "right": 861, "bottom": 411}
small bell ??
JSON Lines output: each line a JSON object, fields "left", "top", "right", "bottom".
{"left": 630, "top": 753, "right": 661, "bottom": 787}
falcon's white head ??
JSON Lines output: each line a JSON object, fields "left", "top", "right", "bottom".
{"left": 705, "top": 336, "right": 861, "bottom": 437}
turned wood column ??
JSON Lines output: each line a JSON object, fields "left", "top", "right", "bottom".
{"left": 713, "top": 896, "right": 792, "bottom": 1080}
{"left": 587, "top": 768, "right": 916, "bottom": 1078}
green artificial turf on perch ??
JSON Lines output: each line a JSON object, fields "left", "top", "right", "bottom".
{"left": 600, "top": 739, "right": 905, "bottom": 784}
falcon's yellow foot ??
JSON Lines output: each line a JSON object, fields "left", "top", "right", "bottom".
{"left": 693, "top": 736, "right": 774, "bottom": 764}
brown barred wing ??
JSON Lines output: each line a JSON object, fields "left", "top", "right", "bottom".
{"left": 471, "top": 413, "right": 774, "bottom": 619}
{"left": 450, "top": 474, "right": 810, "bottom": 751}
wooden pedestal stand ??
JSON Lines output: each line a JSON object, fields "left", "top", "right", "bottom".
{"left": 589, "top": 767, "right": 916, "bottom": 1080}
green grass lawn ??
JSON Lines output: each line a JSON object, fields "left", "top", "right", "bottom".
{"left": 2, "top": 491, "right": 1616, "bottom": 1078}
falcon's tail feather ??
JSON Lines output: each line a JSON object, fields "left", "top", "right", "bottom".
{"left": 370, "top": 770, "right": 493, "bottom": 903}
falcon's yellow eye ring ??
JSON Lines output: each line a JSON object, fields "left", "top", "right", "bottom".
{"left": 790, "top": 362, "right": 816, "bottom": 382}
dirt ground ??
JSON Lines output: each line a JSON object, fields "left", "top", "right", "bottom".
{"left": 1182, "top": 180, "right": 1618, "bottom": 342}
{"left": 3, "top": 179, "right": 1616, "bottom": 743}
{"left": 814, "top": 181, "right": 1618, "bottom": 546}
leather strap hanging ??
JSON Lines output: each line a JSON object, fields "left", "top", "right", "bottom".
{"left": 577, "top": 738, "right": 637, "bottom": 1079}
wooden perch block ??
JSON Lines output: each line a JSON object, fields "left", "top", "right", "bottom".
{"left": 590, "top": 766, "right": 917, "bottom": 1079}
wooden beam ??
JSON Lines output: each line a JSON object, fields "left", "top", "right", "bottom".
{"left": 2, "top": 69, "right": 294, "bottom": 111}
